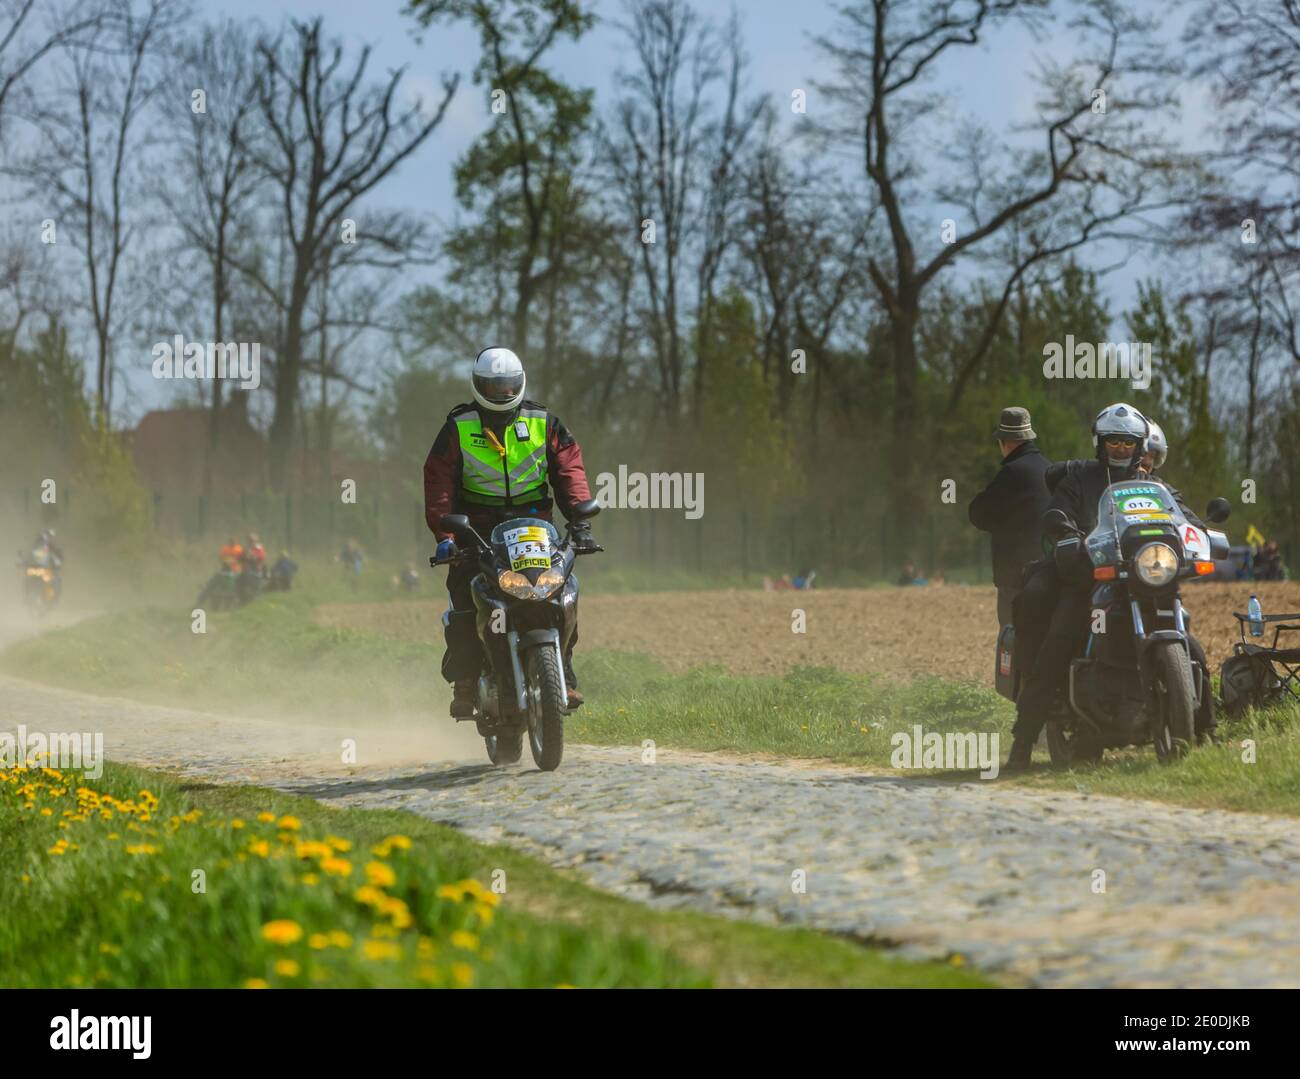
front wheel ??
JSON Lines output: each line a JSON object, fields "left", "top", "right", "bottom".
{"left": 1045, "top": 721, "right": 1103, "bottom": 766}
{"left": 526, "top": 646, "right": 566, "bottom": 772}
{"left": 485, "top": 730, "right": 522, "bottom": 765}
{"left": 1152, "top": 644, "right": 1196, "bottom": 763}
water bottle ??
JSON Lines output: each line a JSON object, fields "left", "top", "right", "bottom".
{"left": 1248, "top": 594, "right": 1264, "bottom": 638}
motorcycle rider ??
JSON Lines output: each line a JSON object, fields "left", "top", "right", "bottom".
{"left": 424, "top": 346, "right": 597, "bottom": 719}
{"left": 27, "top": 528, "right": 64, "bottom": 599}
{"left": 1006, "top": 403, "right": 1161, "bottom": 769}
{"left": 1018, "top": 416, "right": 1217, "bottom": 747}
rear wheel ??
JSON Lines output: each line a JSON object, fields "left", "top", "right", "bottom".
{"left": 484, "top": 730, "right": 522, "bottom": 765}
{"left": 526, "top": 646, "right": 566, "bottom": 772}
{"left": 1152, "top": 644, "right": 1196, "bottom": 763}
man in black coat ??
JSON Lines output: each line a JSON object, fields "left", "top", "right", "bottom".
{"left": 968, "top": 407, "right": 1051, "bottom": 628}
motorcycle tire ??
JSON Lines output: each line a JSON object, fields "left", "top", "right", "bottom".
{"left": 485, "top": 731, "right": 523, "bottom": 765}
{"left": 1044, "top": 722, "right": 1103, "bottom": 766}
{"left": 1152, "top": 644, "right": 1196, "bottom": 763}
{"left": 526, "top": 646, "right": 566, "bottom": 772}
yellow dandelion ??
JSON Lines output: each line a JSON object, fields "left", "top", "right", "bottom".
{"left": 257, "top": 812, "right": 275, "bottom": 823}
{"left": 365, "top": 861, "right": 396, "bottom": 888}
{"left": 362, "top": 939, "right": 401, "bottom": 961}
{"left": 276, "top": 815, "right": 302, "bottom": 832}
{"left": 451, "top": 962, "right": 474, "bottom": 988}
{"left": 450, "top": 930, "right": 480, "bottom": 953}
{"left": 327, "top": 930, "right": 353, "bottom": 949}
{"left": 243, "top": 978, "right": 269, "bottom": 989}
{"left": 274, "top": 959, "right": 301, "bottom": 977}
{"left": 320, "top": 856, "right": 352, "bottom": 877}
{"left": 308, "top": 933, "right": 329, "bottom": 950}
{"left": 261, "top": 920, "right": 303, "bottom": 945}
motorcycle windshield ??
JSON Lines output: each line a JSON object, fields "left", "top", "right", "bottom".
{"left": 1086, "top": 479, "right": 1191, "bottom": 565}
{"left": 490, "top": 517, "right": 560, "bottom": 577}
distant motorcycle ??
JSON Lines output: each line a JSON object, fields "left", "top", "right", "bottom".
{"left": 433, "top": 499, "right": 602, "bottom": 771}
{"left": 18, "top": 546, "right": 59, "bottom": 614}
{"left": 1004, "top": 481, "right": 1232, "bottom": 764}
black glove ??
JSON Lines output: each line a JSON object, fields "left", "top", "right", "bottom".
{"left": 570, "top": 520, "right": 598, "bottom": 551}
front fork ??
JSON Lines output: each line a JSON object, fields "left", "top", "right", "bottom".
{"left": 1130, "top": 595, "right": 1199, "bottom": 708}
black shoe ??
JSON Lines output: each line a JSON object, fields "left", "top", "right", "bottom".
{"left": 1196, "top": 728, "right": 1221, "bottom": 747}
{"left": 1004, "top": 734, "right": 1035, "bottom": 772}
{"left": 450, "top": 681, "right": 476, "bottom": 719}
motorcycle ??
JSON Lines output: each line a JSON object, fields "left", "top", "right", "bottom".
{"left": 18, "top": 547, "right": 59, "bottom": 614}
{"left": 1016, "top": 480, "right": 1231, "bottom": 764}
{"left": 432, "top": 499, "right": 603, "bottom": 772}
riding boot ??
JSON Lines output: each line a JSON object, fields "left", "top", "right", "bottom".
{"left": 449, "top": 680, "right": 476, "bottom": 719}
{"left": 1004, "top": 733, "right": 1035, "bottom": 772}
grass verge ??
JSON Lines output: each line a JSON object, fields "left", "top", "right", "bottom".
{"left": 0, "top": 759, "right": 990, "bottom": 988}
{"left": 5, "top": 601, "right": 1298, "bottom": 816}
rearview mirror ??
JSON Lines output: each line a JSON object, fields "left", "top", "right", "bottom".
{"left": 1043, "top": 508, "right": 1077, "bottom": 542}
{"left": 569, "top": 498, "right": 602, "bottom": 521}
{"left": 1205, "top": 498, "right": 1231, "bottom": 525}
{"left": 439, "top": 513, "right": 470, "bottom": 537}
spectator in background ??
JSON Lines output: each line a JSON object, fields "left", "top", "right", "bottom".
{"left": 968, "top": 406, "right": 1050, "bottom": 628}
{"left": 244, "top": 532, "right": 267, "bottom": 576}
{"left": 219, "top": 535, "right": 244, "bottom": 572}
{"left": 339, "top": 538, "right": 364, "bottom": 588}
{"left": 400, "top": 563, "right": 420, "bottom": 593}
{"left": 1256, "top": 541, "right": 1285, "bottom": 581}
{"left": 792, "top": 568, "right": 816, "bottom": 590}
{"left": 269, "top": 551, "right": 298, "bottom": 591}
{"left": 896, "top": 561, "right": 926, "bottom": 586}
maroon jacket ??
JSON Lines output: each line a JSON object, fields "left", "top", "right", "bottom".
{"left": 423, "top": 401, "right": 594, "bottom": 541}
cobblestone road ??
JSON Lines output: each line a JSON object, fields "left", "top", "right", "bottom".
{"left": 5, "top": 674, "right": 1298, "bottom": 988}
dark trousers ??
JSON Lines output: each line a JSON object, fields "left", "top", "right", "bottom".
{"left": 1011, "top": 561, "right": 1060, "bottom": 684}
{"left": 1013, "top": 584, "right": 1092, "bottom": 742}
{"left": 441, "top": 560, "right": 580, "bottom": 688}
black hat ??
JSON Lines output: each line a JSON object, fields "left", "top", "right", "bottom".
{"left": 995, "top": 406, "right": 1036, "bottom": 442}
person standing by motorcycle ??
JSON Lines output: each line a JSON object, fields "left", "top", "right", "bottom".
{"left": 968, "top": 407, "right": 1050, "bottom": 628}
{"left": 424, "top": 346, "right": 598, "bottom": 719}
{"left": 1006, "top": 403, "right": 1154, "bottom": 769}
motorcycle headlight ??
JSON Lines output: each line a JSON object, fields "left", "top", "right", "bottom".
{"left": 1133, "top": 542, "right": 1179, "bottom": 587}
{"left": 535, "top": 566, "right": 566, "bottom": 597}
{"left": 496, "top": 569, "right": 535, "bottom": 599}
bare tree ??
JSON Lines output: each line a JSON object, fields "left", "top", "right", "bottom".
{"left": 156, "top": 18, "right": 261, "bottom": 493}
{"left": 13, "top": 0, "right": 187, "bottom": 425}
{"left": 240, "top": 17, "right": 456, "bottom": 491}
{"left": 0, "top": 0, "right": 99, "bottom": 130}
{"left": 815, "top": 0, "right": 1184, "bottom": 547}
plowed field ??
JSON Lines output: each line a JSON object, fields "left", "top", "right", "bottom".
{"left": 315, "top": 581, "right": 1300, "bottom": 683}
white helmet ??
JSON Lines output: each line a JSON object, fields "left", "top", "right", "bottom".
{"left": 1092, "top": 401, "right": 1148, "bottom": 468}
{"left": 1144, "top": 419, "right": 1168, "bottom": 471}
{"left": 471, "top": 347, "right": 526, "bottom": 412}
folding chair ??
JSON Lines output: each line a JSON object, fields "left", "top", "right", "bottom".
{"left": 1227, "top": 610, "right": 1300, "bottom": 708}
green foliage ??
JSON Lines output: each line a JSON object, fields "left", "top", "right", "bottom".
{"left": 0, "top": 762, "right": 701, "bottom": 988}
